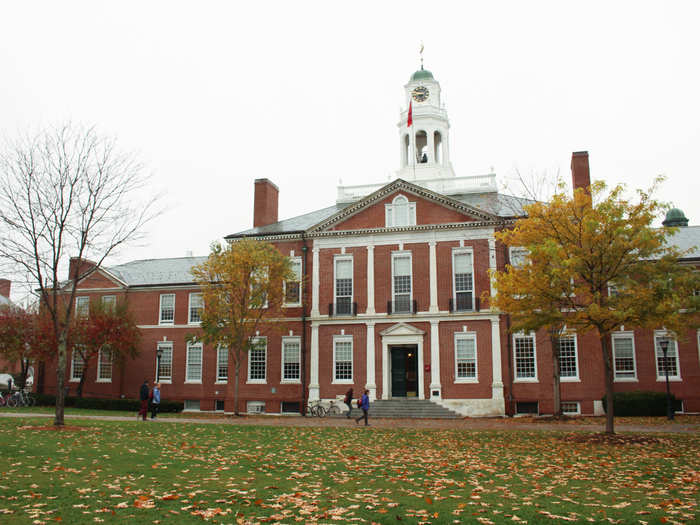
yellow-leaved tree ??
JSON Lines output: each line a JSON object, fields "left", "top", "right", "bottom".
{"left": 490, "top": 179, "right": 700, "bottom": 434}
{"left": 191, "top": 239, "right": 294, "bottom": 415}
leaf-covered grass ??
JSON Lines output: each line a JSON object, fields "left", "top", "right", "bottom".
{"left": 0, "top": 418, "right": 698, "bottom": 524}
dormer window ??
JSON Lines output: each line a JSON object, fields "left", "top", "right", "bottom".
{"left": 385, "top": 195, "right": 416, "bottom": 227}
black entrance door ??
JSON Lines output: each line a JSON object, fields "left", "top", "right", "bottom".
{"left": 391, "top": 346, "right": 418, "bottom": 398}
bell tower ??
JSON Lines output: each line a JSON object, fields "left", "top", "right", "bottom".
{"left": 397, "top": 57, "right": 455, "bottom": 181}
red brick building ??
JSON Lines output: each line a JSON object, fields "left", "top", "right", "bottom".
{"left": 39, "top": 66, "right": 700, "bottom": 415}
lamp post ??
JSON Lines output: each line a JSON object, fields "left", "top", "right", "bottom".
{"left": 658, "top": 338, "right": 674, "bottom": 421}
{"left": 156, "top": 347, "right": 163, "bottom": 383}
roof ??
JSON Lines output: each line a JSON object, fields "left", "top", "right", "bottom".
{"left": 227, "top": 204, "right": 349, "bottom": 238}
{"left": 411, "top": 68, "right": 434, "bottom": 81}
{"left": 106, "top": 256, "right": 208, "bottom": 286}
{"left": 666, "top": 225, "right": 700, "bottom": 258}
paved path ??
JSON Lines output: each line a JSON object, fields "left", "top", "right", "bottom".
{"left": 1, "top": 411, "right": 698, "bottom": 434}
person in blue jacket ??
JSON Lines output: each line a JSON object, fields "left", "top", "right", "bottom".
{"left": 354, "top": 389, "right": 370, "bottom": 426}
{"left": 150, "top": 383, "right": 161, "bottom": 419}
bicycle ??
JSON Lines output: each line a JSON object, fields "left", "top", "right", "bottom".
{"left": 323, "top": 399, "right": 342, "bottom": 417}
{"left": 307, "top": 400, "right": 326, "bottom": 417}
{"left": 9, "top": 390, "right": 35, "bottom": 408}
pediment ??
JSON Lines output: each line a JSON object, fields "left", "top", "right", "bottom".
{"left": 379, "top": 322, "right": 426, "bottom": 337}
{"left": 308, "top": 179, "right": 500, "bottom": 233}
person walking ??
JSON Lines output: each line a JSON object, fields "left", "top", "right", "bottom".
{"left": 355, "top": 389, "right": 370, "bottom": 426}
{"left": 150, "top": 383, "right": 161, "bottom": 419}
{"left": 344, "top": 388, "right": 354, "bottom": 419}
{"left": 137, "top": 379, "right": 149, "bottom": 421}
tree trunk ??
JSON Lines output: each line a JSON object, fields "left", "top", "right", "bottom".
{"left": 234, "top": 360, "right": 240, "bottom": 416}
{"left": 600, "top": 334, "right": 615, "bottom": 434}
{"left": 551, "top": 334, "right": 561, "bottom": 418}
{"left": 55, "top": 335, "right": 67, "bottom": 426}
{"left": 18, "top": 358, "right": 29, "bottom": 391}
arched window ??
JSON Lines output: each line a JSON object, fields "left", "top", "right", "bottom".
{"left": 385, "top": 194, "right": 416, "bottom": 227}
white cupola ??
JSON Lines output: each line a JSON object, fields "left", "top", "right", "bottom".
{"left": 396, "top": 65, "right": 455, "bottom": 181}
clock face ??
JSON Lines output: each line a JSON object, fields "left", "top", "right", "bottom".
{"left": 412, "top": 86, "right": 429, "bottom": 102}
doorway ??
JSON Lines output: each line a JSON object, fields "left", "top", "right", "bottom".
{"left": 391, "top": 346, "right": 418, "bottom": 398}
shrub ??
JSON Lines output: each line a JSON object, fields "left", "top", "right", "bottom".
{"left": 32, "top": 394, "right": 183, "bottom": 413}
{"left": 602, "top": 391, "right": 680, "bottom": 416}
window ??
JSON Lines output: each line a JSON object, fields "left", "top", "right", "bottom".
{"left": 334, "top": 256, "right": 353, "bottom": 315}
{"left": 101, "top": 295, "right": 116, "bottom": 313}
{"left": 333, "top": 337, "right": 353, "bottom": 382}
{"left": 284, "top": 257, "right": 302, "bottom": 306}
{"left": 282, "top": 337, "right": 301, "bottom": 381}
{"left": 385, "top": 195, "right": 416, "bottom": 227}
{"left": 184, "top": 400, "right": 200, "bottom": 411}
{"left": 216, "top": 346, "right": 228, "bottom": 382}
{"left": 185, "top": 342, "right": 203, "bottom": 383}
{"left": 654, "top": 334, "right": 680, "bottom": 380}
{"left": 159, "top": 294, "right": 175, "bottom": 324}
{"left": 455, "top": 333, "right": 477, "bottom": 380}
{"left": 70, "top": 349, "right": 85, "bottom": 381}
{"left": 249, "top": 268, "right": 268, "bottom": 309}
{"left": 248, "top": 338, "right": 267, "bottom": 382}
{"left": 608, "top": 283, "right": 620, "bottom": 297}
{"left": 247, "top": 401, "right": 265, "bottom": 413}
{"left": 561, "top": 401, "right": 580, "bottom": 415}
{"left": 514, "top": 334, "right": 537, "bottom": 381}
{"left": 215, "top": 400, "right": 225, "bottom": 412}
{"left": 96, "top": 348, "right": 112, "bottom": 382}
{"left": 509, "top": 247, "right": 528, "bottom": 268}
{"left": 188, "top": 293, "right": 203, "bottom": 324}
{"left": 392, "top": 252, "right": 412, "bottom": 313}
{"left": 515, "top": 401, "right": 538, "bottom": 415}
{"left": 452, "top": 250, "right": 474, "bottom": 311}
{"left": 612, "top": 333, "right": 636, "bottom": 380}
{"left": 558, "top": 335, "right": 579, "bottom": 380}
{"left": 76, "top": 296, "right": 89, "bottom": 319}
{"left": 157, "top": 342, "right": 173, "bottom": 382}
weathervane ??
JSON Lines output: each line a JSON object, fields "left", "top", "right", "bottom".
{"left": 419, "top": 42, "right": 424, "bottom": 69}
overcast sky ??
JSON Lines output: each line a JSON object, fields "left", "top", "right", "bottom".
{"left": 1, "top": 1, "right": 699, "bottom": 297}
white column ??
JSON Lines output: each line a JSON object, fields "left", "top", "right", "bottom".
{"left": 309, "top": 322, "right": 320, "bottom": 401}
{"left": 491, "top": 317, "right": 504, "bottom": 405}
{"left": 427, "top": 129, "right": 435, "bottom": 164}
{"left": 429, "top": 320, "right": 441, "bottom": 398}
{"left": 366, "top": 245, "right": 375, "bottom": 315}
{"left": 365, "top": 321, "right": 376, "bottom": 400}
{"left": 443, "top": 126, "right": 451, "bottom": 165}
{"left": 311, "top": 245, "right": 320, "bottom": 317}
{"left": 417, "top": 339, "right": 425, "bottom": 399}
{"left": 429, "top": 240, "right": 439, "bottom": 313}
{"left": 381, "top": 339, "right": 389, "bottom": 399}
{"left": 488, "top": 237, "right": 497, "bottom": 302}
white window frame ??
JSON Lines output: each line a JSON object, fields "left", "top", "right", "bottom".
{"left": 281, "top": 336, "right": 301, "bottom": 383}
{"left": 156, "top": 342, "right": 173, "bottom": 384}
{"left": 70, "top": 348, "right": 85, "bottom": 382}
{"left": 249, "top": 268, "right": 269, "bottom": 309}
{"left": 96, "top": 348, "right": 112, "bottom": 383}
{"left": 247, "top": 337, "right": 267, "bottom": 384}
{"left": 216, "top": 346, "right": 228, "bottom": 383}
{"left": 391, "top": 251, "right": 413, "bottom": 314}
{"left": 183, "top": 400, "right": 201, "bottom": 411}
{"left": 185, "top": 342, "right": 203, "bottom": 384}
{"left": 513, "top": 333, "right": 538, "bottom": 382}
{"left": 101, "top": 295, "right": 116, "bottom": 313}
{"left": 76, "top": 296, "right": 90, "bottom": 319}
{"left": 612, "top": 331, "right": 637, "bottom": 382}
{"left": 333, "top": 255, "right": 353, "bottom": 315}
{"left": 385, "top": 194, "right": 416, "bottom": 227}
{"left": 454, "top": 332, "right": 478, "bottom": 383}
{"left": 332, "top": 335, "right": 353, "bottom": 384}
{"left": 508, "top": 247, "right": 528, "bottom": 268}
{"left": 188, "top": 292, "right": 203, "bottom": 324}
{"left": 452, "top": 248, "right": 474, "bottom": 311}
{"left": 558, "top": 334, "right": 580, "bottom": 382}
{"left": 283, "top": 256, "right": 303, "bottom": 307}
{"left": 246, "top": 401, "right": 265, "bottom": 414}
{"left": 561, "top": 401, "right": 581, "bottom": 415}
{"left": 654, "top": 331, "right": 681, "bottom": 381}
{"left": 159, "top": 294, "right": 175, "bottom": 325}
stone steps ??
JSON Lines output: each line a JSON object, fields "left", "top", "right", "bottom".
{"left": 336, "top": 399, "right": 461, "bottom": 419}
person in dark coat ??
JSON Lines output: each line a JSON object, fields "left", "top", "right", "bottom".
{"left": 343, "top": 388, "right": 354, "bottom": 419}
{"left": 137, "top": 379, "right": 149, "bottom": 421}
{"left": 355, "top": 389, "right": 370, "bottom": 426}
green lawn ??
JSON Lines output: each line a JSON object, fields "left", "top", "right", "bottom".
{"left": 0, "top": 418, "right": 698, "bottom": 524}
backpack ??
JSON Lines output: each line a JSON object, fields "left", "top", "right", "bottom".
{"left": 357, "top": 398, "right": 361, "bottom": 408}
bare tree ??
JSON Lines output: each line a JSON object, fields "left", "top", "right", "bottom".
{"left": 0, "top": 123, "right": 158, "bottom": 426}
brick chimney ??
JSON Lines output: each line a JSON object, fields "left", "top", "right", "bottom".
{"left": 68, "top": 257, "right": 97, "bottom": 281}
{"left": 0, "top": 279, "right": 10, "bottom": 299}
{"left": 571, "top": 151, "right": 591, "bottom": 193}
{"left": 253, "top": 179, "right": 279, "bottom": 228}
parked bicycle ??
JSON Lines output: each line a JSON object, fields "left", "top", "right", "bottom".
{"left": 2, "top": 390, "right": 35, "bottom": 408}
{"left": 307, "top": 399, "right": 343, "bottom": 418}
{"left": 307, "top": 400, "right": 325, "bottom": 417}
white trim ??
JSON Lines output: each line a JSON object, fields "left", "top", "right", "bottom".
{"left": 283, "top": 256, "right": 303, "bottom": 308}
{"left": 216, "top": 345, "right": 228, "bottom": 383}
{"left": 96, "top": 348, "right": 113, "bottom": 383}
{"left": 332, "top": 335, "right": 353, "bottom": 383}
{"left": 313, "top": 227, "right": 496, "bottom": 249}
{"left": 654, "top": 331, "right": 681, "bottom": 381}
{"left": 381, "top": 329, "right": 425, "bottom": 399}
{"left": 391, "top": 250, "right": 413, "bottom": 314}
{"left": 101, "top": 295, "right": 116, "bottom": 312}
{"left": 385, "top": 194, "right": 417, "bottom": 228}
{"left": 185, "top": 342, "right": 203, "bottom": 383}
{"left": 333, "top": 254, "right": 354, "bottom": 315}
{"left": 561, "top": 401, "right": 581, "bottom": 415}
{"left": 188, "top": 292, "right": 203, "bottom": 324}
{"left": 452, "top": 247, "right": 474, "bottom": 311}
{"left": 454, "top": 331, "right": 478, "bottom": 383}
{"left": 281, "top": 336, "right": 302, "bottom": 383}
{"left": 247, "top": 337, "right": 267, "bottom": 384}
{"left": 156, "top": 341, "right": 173, "bottom": 383}
{"left": 70, "top": 349, "right": 85, "bottom": 382}
{"left": 76, "top": 296, "right": 90, "bottom": 319}
{"left": 558, "top": 334, "right": 579, "bottom": 381}
{"left": 612, "top": 331, "right": 638, "bottom": 382}
{"left": 513, "top": 333, "right": 538, "bottom": 382}
{"left": 159, "top": 293, "right": 175, "bottom": 325}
